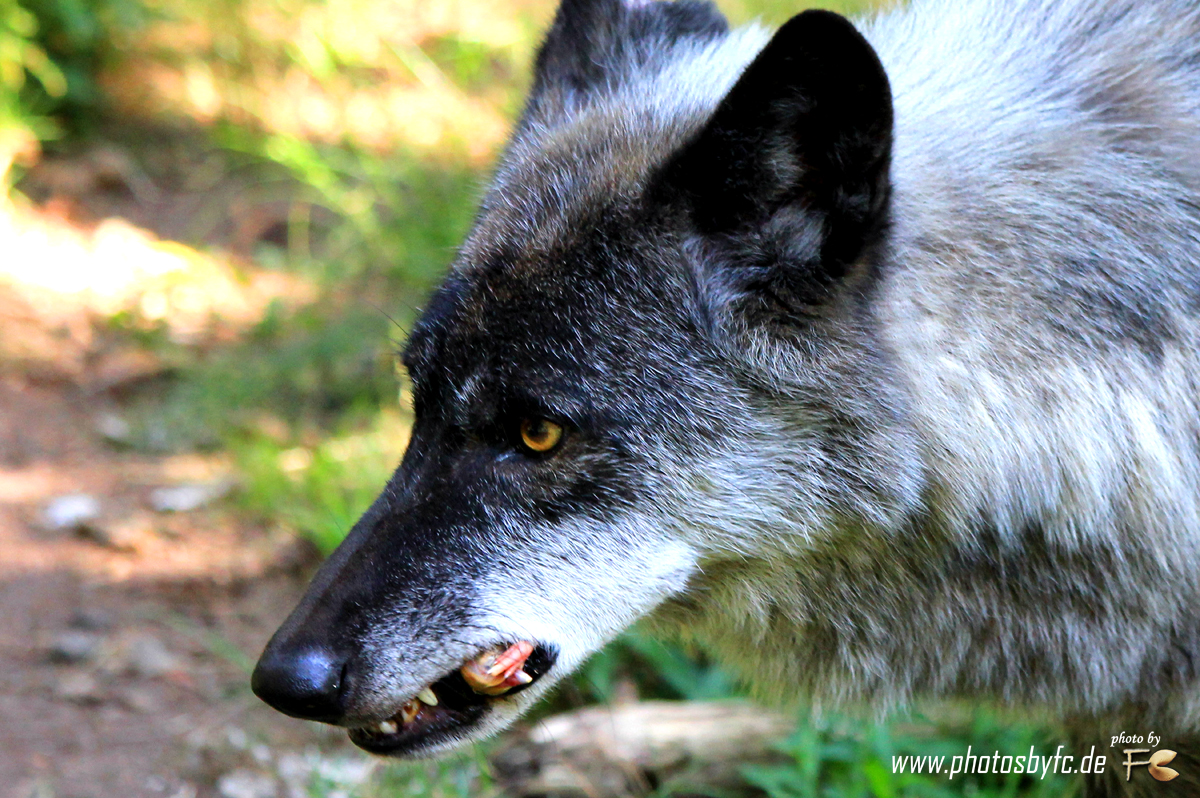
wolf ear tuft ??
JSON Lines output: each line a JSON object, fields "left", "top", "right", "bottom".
{"left": 523, "top": 0, "right": 728, "bottom": 124}
{"left": 657, "top": 10, "right": 893, "bottom": 307}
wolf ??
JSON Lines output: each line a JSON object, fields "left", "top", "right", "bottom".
{"left": 251, "top": 0, "right": 1200, "bottom": 794}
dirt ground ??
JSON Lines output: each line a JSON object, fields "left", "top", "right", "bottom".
{"left": 0, "top": 371, "right": 345, "bottom": 798}
{"left": 0, "top": 164, "right": 360, "bottom": 798}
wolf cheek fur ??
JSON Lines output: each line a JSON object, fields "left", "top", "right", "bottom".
{"left": 252, "top": 0, "right": 1200, "bottom": 789}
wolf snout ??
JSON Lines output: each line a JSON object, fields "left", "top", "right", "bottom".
{"left": 251, "top": 641, "right": 349, "bottom": 723}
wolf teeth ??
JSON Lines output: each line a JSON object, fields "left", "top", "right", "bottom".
{"left": 377, "top": 720, "right": 397, "bottom": 734}
{"left": 416, "top": 686, "right": 439, "bottom": 706}
{"left": 462, "top": 641, "right": 536, "bottom": 695}
{"left": 400, "top": 698, "right": 421, "bottom": 724}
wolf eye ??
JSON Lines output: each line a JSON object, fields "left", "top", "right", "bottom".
{"left": 519, "top": 418, "right": 563, "bottom": 453}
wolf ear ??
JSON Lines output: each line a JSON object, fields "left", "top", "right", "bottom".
{"left": 522, "top": 0, "right": 728, "bottom": 125}
{"left": 657, "top": 10, "right": 893, "bottom": 304}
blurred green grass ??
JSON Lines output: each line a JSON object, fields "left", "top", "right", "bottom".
{"left": 1, "top": 0, "right": 1077, "bottom": 795}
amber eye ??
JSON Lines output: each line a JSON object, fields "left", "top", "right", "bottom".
{"left": 519, "top": 418, "right": 564, "bottom": 453}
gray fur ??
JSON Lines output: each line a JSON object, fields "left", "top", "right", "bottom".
{"left": 255, "top": 1, "right": 1200, "bottom": 793}
{"left": 485, "top": 0, "right": 1200, "bottom": 784}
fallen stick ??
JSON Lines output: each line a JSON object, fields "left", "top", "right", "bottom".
{"left": 493, "top": 700, "right": 794, "bottom": 797}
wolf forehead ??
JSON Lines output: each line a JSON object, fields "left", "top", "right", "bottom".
{"left": 400, "top": 243, "right": 714, "bottom": 427}
{"left": 400, "top": 2, "right": 781, "bottom": 426}
{"left": 459, "top": 8, "right": 770, "bottom": 260}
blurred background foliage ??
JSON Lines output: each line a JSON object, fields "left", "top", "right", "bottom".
{"left": 0, "top": 0, "right": 1075, "bottom": 794}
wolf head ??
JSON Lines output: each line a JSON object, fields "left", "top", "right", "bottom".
{"left": 253, "top": 0, "right": 925, "bottom": 756}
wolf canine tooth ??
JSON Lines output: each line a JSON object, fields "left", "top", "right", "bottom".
{"left": 462, "top": 641, "right": 535, "bottom": 695}
{"left": 416, "top": 686, "right": 439, "bottom": 706}
{"left": 377, "top": 720, "right": 397, "bottom": 735}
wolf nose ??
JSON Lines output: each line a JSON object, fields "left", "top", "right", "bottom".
{"left": 251, "top": 643, "right": 347, "bottom": 722}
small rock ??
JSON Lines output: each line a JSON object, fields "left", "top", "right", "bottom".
{"left": 225, "top": 726, "right": 250, "bottom": 750}
{"left": 47, "top": 630, "right": 103, "bottom": 664}
{"left": 149, "top": 480, "right": 233, "bottom": 513}
{"left": 124, "top": 634, "right": 180, "bottom": 678}
{"left": 42, "top": 494, "right": 101, "bottom": 531}
{"left": 216, "top": 770, "right": 277, "bottom": 798}
{"left": 95, "top": 411, "right": 133, "bottom": 445}
{"left": 55, "top": 671, "right": 103, "bottom": 703}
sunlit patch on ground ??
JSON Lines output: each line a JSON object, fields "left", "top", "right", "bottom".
{"left": 0, "top": 197, "right": 314, "bottom": 385}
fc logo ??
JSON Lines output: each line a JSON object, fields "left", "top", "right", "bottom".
{"left": 1123, "top": 749, "right": 1179, "bottom": 782}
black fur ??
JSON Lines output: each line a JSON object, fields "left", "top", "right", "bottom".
{"left": 655, "top": 10, "right": 893, "bottom": 318}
